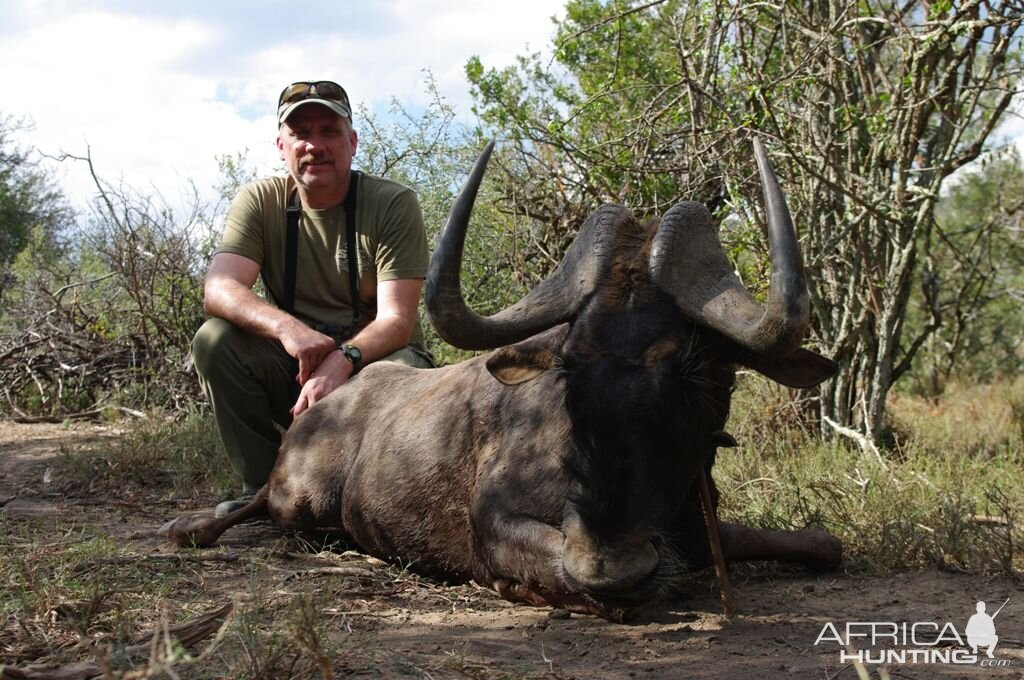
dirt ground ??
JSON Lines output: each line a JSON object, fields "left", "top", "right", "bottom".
{"left": 2, "top": 421, "right": 1023, "bottom": 679}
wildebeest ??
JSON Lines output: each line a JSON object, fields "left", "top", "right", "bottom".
{"left": 163, "top": 138, "right": 842, "bottom": 619}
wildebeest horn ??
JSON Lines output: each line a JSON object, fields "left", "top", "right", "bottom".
{"left": 426, "top": 141, "right": 626, "bottom": 350}
{"left": 648, "top": 137, "right": 809, "bottom": 357}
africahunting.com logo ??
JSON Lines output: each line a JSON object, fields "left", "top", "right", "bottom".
{"left": 814, "top": 598, "right": 1011, "bottom": 667}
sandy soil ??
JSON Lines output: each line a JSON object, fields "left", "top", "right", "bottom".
{"left": 1, "top": 421, "right": 1022, "bottom": 679}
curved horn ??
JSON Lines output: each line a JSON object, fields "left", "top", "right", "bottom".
{"left": 426, "top": 141, "right": 627, "bottom": 350}
{"left": 648, "top": 137, "right": 809, "bottom": 357}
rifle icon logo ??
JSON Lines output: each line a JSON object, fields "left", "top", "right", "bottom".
{"left": 965, "top": 598, "right": 1008, "bottom": 659}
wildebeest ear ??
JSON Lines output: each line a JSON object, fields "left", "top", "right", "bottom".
{"left": 732, "top": 347, "right": 839, "bottom": 388}
{"left": 485, "top": 328, "right": 565, "bottom": 385}
{"left": 486, "top": 348, "right": 556, "bottom": 385}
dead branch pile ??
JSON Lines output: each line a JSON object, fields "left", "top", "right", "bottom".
{"left": 0, "top": 156, "right": 214, "bottom": 419}
{"left": 0, "top": 264, "right": 204, "bottom": 418}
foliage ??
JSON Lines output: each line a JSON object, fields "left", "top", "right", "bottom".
{"left": 466, "top": 0, "right": 1024, "bottom": 443}
{"left": 0, "top": 114, "right": 74, "bottom": 306}
{"left": 907, "top": 146, "right": 1024, "bottom": 394}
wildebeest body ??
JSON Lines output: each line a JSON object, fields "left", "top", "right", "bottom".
{"left": 268, "top": 349, "right": 562, "bottom": 574}
{"left": 270, "top": 325, "right": 720, "bottom": 610}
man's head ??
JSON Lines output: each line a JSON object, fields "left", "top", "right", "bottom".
{"left": 978, "top": 601, "right": 987, "bottom": 613}
{"left": 276, "top": 80, "right": 358, "bottom": 206}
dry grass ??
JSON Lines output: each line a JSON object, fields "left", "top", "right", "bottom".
{"left": 718, "top": 374, "right": 1024, "bottom": 576}
{"left": 2, "top": 377, "right": 1022, "bottom": 677}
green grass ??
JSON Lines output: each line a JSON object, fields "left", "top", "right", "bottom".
{"left": 0, "top": 520, "right": 382, "bottom": 678}
{"left": 0, "top": 523, "right": 184, "bottom": 666}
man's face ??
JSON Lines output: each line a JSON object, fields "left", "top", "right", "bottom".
{"left": 277, "top": 104, "right": 358, "bottom": 196}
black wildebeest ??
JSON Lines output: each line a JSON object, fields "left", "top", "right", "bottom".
{"left": 163, "top": 138, "right": 842, "bottom": 619}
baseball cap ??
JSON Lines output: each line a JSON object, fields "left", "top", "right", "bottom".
{"left": 277, "top": 80, "right": 352, "bottom": 124}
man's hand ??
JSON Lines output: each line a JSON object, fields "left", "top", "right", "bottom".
{"left": 290, "top": 350, "right": 354, "bottom": 417}
{"left": 204, "top": 253, "right": 335, "bottom": 383}
{"left": 286, "top": 278, "right": 424, "bottom": 417}
{"left": 278, "top": 321, "right": 337, "bottom": 385}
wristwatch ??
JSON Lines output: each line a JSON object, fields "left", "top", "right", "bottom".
{"left": 339, "top": 343, "right": 363, "bottom": 370}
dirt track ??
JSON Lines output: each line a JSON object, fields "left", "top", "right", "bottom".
{"left": 2, "top": 421, "right": 1022, "bottom": 678}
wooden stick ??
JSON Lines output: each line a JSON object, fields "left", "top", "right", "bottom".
{"left": 698, "top": 470, "right": 734, "bottom": 618}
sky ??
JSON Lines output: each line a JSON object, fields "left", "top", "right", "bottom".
{"left": 2, "top": 1, "right": 1023, "bottom": 217}
{"left": 0, "top": 0, "right": 565, "bottom": 212}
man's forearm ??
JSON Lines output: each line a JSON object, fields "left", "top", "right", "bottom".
{"left": 204, "top": 279, "right": 302, "bottom": 343}
{"left": 290, "top": 311, "right": 418, "bottom": 416}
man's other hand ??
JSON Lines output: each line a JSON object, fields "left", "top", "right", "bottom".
{"left": 290, "top": 350, "right": 354, "bottom": 417}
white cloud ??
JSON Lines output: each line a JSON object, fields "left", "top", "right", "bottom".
{"left": 0, "top": 1, "right": 563, "bottom": 215}
{"left": 0, "top": 8, "right": 276, "bottom": 211}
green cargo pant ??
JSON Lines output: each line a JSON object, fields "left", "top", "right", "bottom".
{"left": 192, "top": 317, "right": 434, "bottom": 493}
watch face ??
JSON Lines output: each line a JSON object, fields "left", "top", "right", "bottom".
{"left": 343, "top": 345, "right": 362, "bottom": 365}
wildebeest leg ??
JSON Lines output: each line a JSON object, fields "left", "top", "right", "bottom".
{"left": 160, "top": 486, "right": 270, "bottom": 548}
{"left": 481, "top": 517, "right": 627, "bottom": 621}
{"left": 493, "top": 579, "right": 628, "bottom": 622}
{"left": 718, "top": 522, "right": 842, "bottom": 569}
{"left": 674, "top": 470, "right": 842, "bottom": 570}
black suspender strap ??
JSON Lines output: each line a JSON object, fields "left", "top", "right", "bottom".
{"left": 344, "top": 170, "right": 361, "bottom": 336}
{"left": 281, "top": 189, "right": 301, "bottom": 314}
{"left": 276, "top": 172, "right": 360, "bottom": 335}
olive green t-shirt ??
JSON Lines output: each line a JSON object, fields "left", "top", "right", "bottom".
{"left": 216, "top": 173, "right": 428, "bottom": 345}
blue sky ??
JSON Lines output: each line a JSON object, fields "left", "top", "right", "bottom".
{"left": 0, "top": 0, "right": 564, "bottom": 210}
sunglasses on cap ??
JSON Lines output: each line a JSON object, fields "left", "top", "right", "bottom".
{"left": 277, "top": 81, "right": 352, "bottom": 123}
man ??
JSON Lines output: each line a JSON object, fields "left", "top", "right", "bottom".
{"left": 192, "top": 80, "right": 433, "bottom": 516}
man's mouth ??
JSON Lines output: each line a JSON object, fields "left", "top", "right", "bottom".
{"left": 300, "top": 157, "right": 332, "bottom": 170}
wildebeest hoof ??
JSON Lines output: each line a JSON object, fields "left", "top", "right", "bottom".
{"left": 159, "top": 513, "right": 221, "bottom": 548}
{"left": 596, "top": 603, "right": 635, "bottom": 623}
{"left": 493, "top": 579, "right": 550, "bottom": 607}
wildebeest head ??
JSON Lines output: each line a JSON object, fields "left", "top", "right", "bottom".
{"left": 426, "top": 141, "right": 836, "bottom": 604}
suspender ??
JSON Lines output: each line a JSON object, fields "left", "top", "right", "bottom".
{"left": 343, "top": 171, "right": 361, "bottom": 335}
{"left": 282, "top": 190, "right": 301, "bottom": 314}
{"left": 275, "top": 171, "right": 362, "bottom": 337}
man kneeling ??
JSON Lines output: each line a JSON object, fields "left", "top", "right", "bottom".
{"left": 193, "top": 79, "right": 433, "bottom": 516}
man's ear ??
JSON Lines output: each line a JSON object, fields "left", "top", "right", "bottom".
{"left": 731, "top": 346, "right": 839, "bottom": 388}
{"left": 485, "top": 325, "right": 566, "bottom": 385}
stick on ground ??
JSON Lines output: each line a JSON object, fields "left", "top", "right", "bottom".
{"left": 698, "top": 471, "right": 734, "bottom": 618}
